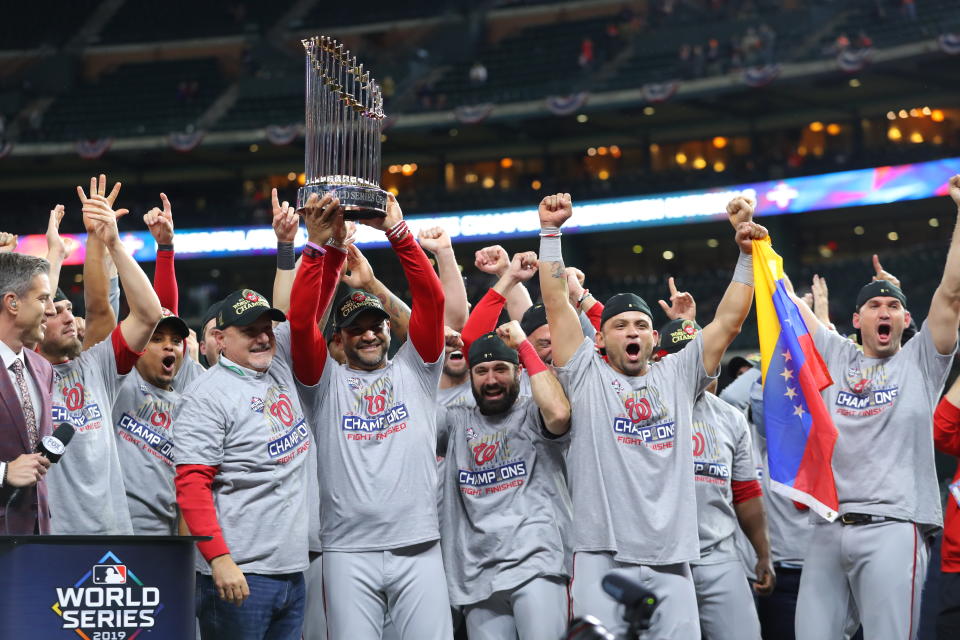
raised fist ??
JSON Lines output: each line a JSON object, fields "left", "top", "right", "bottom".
{"left": 417, "top": 226, "right": 453, "bottom": 254}
{"left": 507, "top": 252, "right": 539, "bottom": 282}
{"left": 475, "top": 245, "right": 510, "bottom": 276}
{"left": 726, "top": 196, "right": 755, "bottom": 228}
{"left": 735, "top": 221, "right": 768, "bottom": 255}
{"left": 538, "top": 193, "right": 573, "bottom": 229}
{"left": 496, "top": 320, "right": 527, "bottom": 350}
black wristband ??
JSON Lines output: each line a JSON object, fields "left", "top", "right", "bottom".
{"left": 277, "top": 242, "right": 296, "bottom": 270}
{"left": 157, "top": 243, "right": 174, "bottom": 252}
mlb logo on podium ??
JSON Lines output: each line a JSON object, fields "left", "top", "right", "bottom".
{"left": 92, "top": 564, "right": 128, "bottom": 584}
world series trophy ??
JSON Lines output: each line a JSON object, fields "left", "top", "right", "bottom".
{"left": 297, "top": 36, "right": 387, "bottom": 219}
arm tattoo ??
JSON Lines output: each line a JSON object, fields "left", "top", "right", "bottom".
{"left": 550, "top": 261, "right": 566, "bottom": 279}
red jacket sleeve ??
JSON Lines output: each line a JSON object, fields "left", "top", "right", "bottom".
{"left": 934, "top": 396, "right": 960, "bottom": 457}
{"left": 153, "top": 248, "right": 178, "bottom": 314}
{"left": 586, "top": 300, "right": 603, "bottom": 333}
{"left": 290, "top": 251, "right": 327, "bottom": 386}
{"left": 391, "top": 228, "right": 444, "bottom": 362}
{"left": 732, "top": 479, "right": 763, "bottom": 504}
{"left": 317, "top": 248, "right": 345, "bottom": 324}
{"left": 175, "top": 464, "right": 230, "bottom": 562}
{"left": 111, "top": 324, "right": 144, "bottom": 375}
{"left": 461, "top": 288, "right": 506, "bottom": 361}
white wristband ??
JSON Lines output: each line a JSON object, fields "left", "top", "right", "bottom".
{"left": 733, "top": 252, "right": 753, "bottom": 286}
{"left": 0, "top": 461, "right": 6, "bottom": 488}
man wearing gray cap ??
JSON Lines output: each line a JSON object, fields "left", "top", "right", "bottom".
{"left": 793, "top": 178, "right": 960, "bottom": 640}
{"left": 536, "top": 192, "right": 767, "bottom": 636}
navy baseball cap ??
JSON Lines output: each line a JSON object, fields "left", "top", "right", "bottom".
{"left": 855, "top": 280, "right": 906, "bottom": 311}
{"left": 600, "top": 293, "right": 654, "bottom": 328}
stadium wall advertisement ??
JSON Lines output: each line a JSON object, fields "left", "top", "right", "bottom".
{"left": 15, "top": 156, "right": 960, "bottom": 263}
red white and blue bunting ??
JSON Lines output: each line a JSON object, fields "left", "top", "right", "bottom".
{"left": 741, "top": 65, "right": 781, "bottom": 88}
{"left": 545, "top": 92, "right": 589, "bottom": 116}
{"left": 265, "top": 124, "right": 302, "bottom": 146}
{"left": 453, "top": 103, "right": 495, "bottom": 124}
{"left": 641, "top": 81, "right": 679, "bottom": 103}
{"left": 836, "top": 48, "right": 873, "bottom": 73}
{"left": 75, "top": 138, "right": 112, "bottom": 160}
{"left": 939, "top": 33, "right": 960, "bottom": 55}
{"left": 168, "top": 129, "right": 205, "bottom": 152}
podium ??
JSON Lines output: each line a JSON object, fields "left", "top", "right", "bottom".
{"left": 0, "top": 535, "right": 204, "bottom": 639}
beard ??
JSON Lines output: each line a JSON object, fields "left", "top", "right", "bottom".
{"left": 345, "top": 340, "right": 387, "bottom": 370}
{"left": 43, "top": 335, "right": 82, "bottom": 362}
{"left": 473, "top": 378, "right": 521, "bottom": 416}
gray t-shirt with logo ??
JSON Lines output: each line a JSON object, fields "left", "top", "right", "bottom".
{"left": 113, "top": 366, "right": 181, "bottom": 535}
{"left": 556, "top": 335, "right": 714, "bottom": 565}
{"left": 815, "top": 321, "right": 953, "bottom": 528}
{"left": 438, "top": 397, "right": 572, "bottom": 605}
{"left": 175, "top": 355, "right": 313, "bottom": 574}
{"left": 438, "top": 379, "right": 475, "bottom": 409}
{"left": 690, "top": 392, "right": 756, "bottom": 565}
{"left": 48, "top": 335, "right": 133, "bottom": 534}
{"left": 298, "top": 340, "right": 444, "bottom": 552}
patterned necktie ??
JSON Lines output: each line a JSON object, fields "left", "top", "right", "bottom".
{"left": 10, "top": 358, "right": 39, "bottom": 450}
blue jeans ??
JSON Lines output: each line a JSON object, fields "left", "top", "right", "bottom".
{"left": 197, "top": 571, "right": 305, "bottom": 640}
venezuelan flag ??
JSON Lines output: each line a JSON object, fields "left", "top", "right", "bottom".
{"left": 753, "top": 238, "right": 839, "bottom": 521}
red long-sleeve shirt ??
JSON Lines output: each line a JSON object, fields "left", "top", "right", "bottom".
{"left": 153, "top": 248, "right": 178, "bottom": 314}
{"left": 934, "top": 396, "right": 960, "bottom": 572}
{"left": 290, "top": 248, "right": 346, "bottom": 385}
{"left": 461, "top": 289, "right": 507, "bottom": 361}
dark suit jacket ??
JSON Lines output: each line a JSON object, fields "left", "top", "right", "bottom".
{"left": 0, "top": 348, "right": 54, "bottom": 535}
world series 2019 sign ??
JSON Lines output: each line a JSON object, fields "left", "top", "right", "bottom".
{"left": 0, "top": 536, "right": 199, "bottom": 640}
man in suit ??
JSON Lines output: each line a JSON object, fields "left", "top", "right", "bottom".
{"left": 0, "top": 252, "right": 56, "bottom": 535}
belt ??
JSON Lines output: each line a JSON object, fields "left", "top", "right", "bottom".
{"left": 839, "top": 512, "right": 905, "bottom": 526}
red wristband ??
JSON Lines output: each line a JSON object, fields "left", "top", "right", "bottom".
{"left": 518, "top": 339, "right": 548, "bottom": 376}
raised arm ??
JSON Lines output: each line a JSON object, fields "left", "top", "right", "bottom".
{"left": 342, "top": 244, "right": 411, "bottom": 343}
{"left": 700, "top": 197, "right": 768, "bottom": 376}
{"left": 497, "top": 320, "right": 570, "bottom": 435}
{"left": 289, "top": 193, "right": 344, "bottom": 385}
{"left": 81, "top": 195, "right": 162, "bottom": 353}
{"left": 45, "top": 205, "right": 68, "bottom": 297}
{"left": 144, "top": 193, "right": 178, "bottom": 313}
{"left": 657, "top": 276, "right": 697, "bottom": 322}
{"left": 270, "top": 189, "right": 301, "bottom": 315}
{"left": 924, "top": 175, "right": 960, "bottom": 354}
{"left": 364, "top": 194, "right": 444, "bottom": 362}
{"left": 418, "top": 226, "right": 468, "bottom": 331}
{"left": 537, "top": 193, "right": 583, "bottom": 367}
{"left": 77, "top": 175, "right": 124, "bottom": 349}
{"left": 476, "top": 245, "right": 535, "bottom": 321}
{"left": 462, "top": 252, "right": 538, "bottom": 355}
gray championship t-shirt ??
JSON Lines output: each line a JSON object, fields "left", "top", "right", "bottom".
{"left": 690, "top": 392, "right": 756, "bottom": 565}
{"left": 175, "top": 355, "right": 313, "bottom": 574}
{"left": 298, "top": 340, "right": 444, "bottom": 552}
{"left": 113, "top": 368, "right": 179, "bottom": 535}
{"left": 556, "top": 335, "right": 714, "bottom": 564}
{"left": 438, "top": 379, "right": 475, "bottom": 409}
{"left": 47, "top": 335, "right": 133, "bottom": 534}
{"left": 438, "top": 397, "right": 572, "bottom": 605}
{"left": 815, "top": 320, "right": 954, "bottom": 529}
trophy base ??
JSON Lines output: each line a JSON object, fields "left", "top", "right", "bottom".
{"left": 297, "top": 183, "right": 387, "bottom": 220}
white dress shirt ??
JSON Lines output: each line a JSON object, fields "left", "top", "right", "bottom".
{"left": 0, "top": 340, "right": 43, "bottom": 487}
